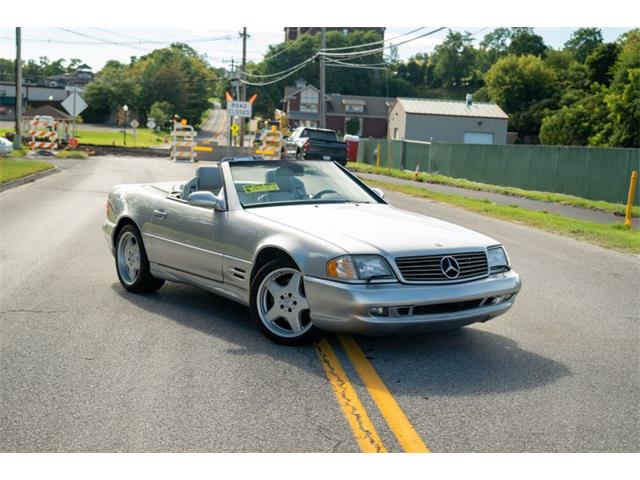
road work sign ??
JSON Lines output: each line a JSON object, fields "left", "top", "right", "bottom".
{"left": 227, "top": 101, "right": 252, "bottom": 118}
{"left": 61, "top": 92, "right": 88, "bottom": 117}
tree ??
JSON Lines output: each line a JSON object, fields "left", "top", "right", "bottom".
{"left": 540, "top": 89, "right": 609, "bottom": 145}
{"left": 610, "top": 29, "right": 640, "bottom": 89}
{"left": 84, "top": 60, "right": 138, "bottom": 123}
{"left": 545, "top": 50, "right": 590, "bottom": 92}
{"left": 345, "top": 118, "right": 360, "bottom": 135}
{"left": 396, "top": 56, "right": 426, "bottom": 87}
{"left": 564, "top": 28, "right": 603, "bottom": 63}
{"left": 0, "top": 58, "right": 13, "bottom": 80}
{"left": 478, "top": 28, "right": 511, "bottom": 70}
{"left": 508, "top": 28, "right": 547, "bottom": 57}
{"left": 430, "top": 30, "right": 478, "bottom": 88}
{"left": 484, "top": 54, "right": 558, "bottom": 136}
{"left": 586, "top": 43, "right": 620, "bottom": 85}
{"left": 605, "top": 68, "right": 640, "bottom": 147}
{"left": 148, "top": 101, "right": 174, "bottom": 130}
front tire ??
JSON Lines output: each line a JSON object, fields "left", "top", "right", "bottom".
{"left": 115, "top": 225, "right": 165, "bottom": 293}
{"left": 250, "top": 258, "right": 319, "bottom": 345}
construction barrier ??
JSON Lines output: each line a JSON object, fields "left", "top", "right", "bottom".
{"left": 28, "top": 115, "right": 58, "bottom": 153}
{"left": 255, "top": 128, "right": 283, "bottom": 160}
{"left": 170, "top": 124, "right": 197, "bottom": 162}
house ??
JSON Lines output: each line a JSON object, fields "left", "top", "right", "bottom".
{"left": 282, "top": 79, "right": 321, "bottom": 127}
{"left": 284, "top": 27, "right": 385, "bottom": 42}
{"left": 282, "top": 79, "right": 393, "bottom": 137}
{"left": 388, "top": 97, "right": 509, "bottom": 145}
{"left": 0, "top": 81, "right": 68, "bottom": 121}
{"left": 326, "top": 94, "right": 393, "bottom": 138}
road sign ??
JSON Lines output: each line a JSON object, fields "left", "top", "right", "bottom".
{"left": 61, "top": 92, "right": 88, "bottom": 117}
{"left": 130, "top": 119, "right": 139, "bottom": 129}
{"left": 227, "top": 101, "right": 252, "bottom": 118}
{"left": 146, "top": 119, "right": 156, "bottom": 129}
{"left": 230, "top": 123, "right": 240, "bottom": 137}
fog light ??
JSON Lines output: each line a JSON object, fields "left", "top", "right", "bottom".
{"left": 490, "top": 294, "right": 514, "bottom": 305}
{"left": 369, "top": 306, "right": 388, "bottom": 317}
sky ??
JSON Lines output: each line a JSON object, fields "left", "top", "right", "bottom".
{"left": 0, "top": 27, "right": 632, "bottom": 72}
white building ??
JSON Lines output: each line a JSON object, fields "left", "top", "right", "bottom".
{"left": 388, "top": 97, "right": 509, "bottom": 145}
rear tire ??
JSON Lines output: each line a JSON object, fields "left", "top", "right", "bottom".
{"left": 115, "top": 225, "right": 165, "bottom": 293}
{"left": 250, "top": 258, "right": 319, "bottom": 345}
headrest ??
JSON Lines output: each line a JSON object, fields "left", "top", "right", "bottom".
{"left": 197, "top": 166, "right": 223, "bottom": 191}
{"left": 265, "top": 168, "right": 305, "bottom": 193}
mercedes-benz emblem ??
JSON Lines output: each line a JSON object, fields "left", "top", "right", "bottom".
{"left": 440, "top": 256, "right": 460, "bottom": 279}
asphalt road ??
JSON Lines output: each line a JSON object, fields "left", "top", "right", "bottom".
{"left": 1, "top": 155, "right": 638, "bottom": 452}
{"left": 196, "top": 108, "right": 228, "bottom": 146}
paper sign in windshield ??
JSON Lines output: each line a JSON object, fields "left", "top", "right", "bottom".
{"left": 243, "top": 183, "right": 280, "bottom": 193}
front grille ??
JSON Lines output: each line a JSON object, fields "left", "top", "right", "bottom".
{"left": 395, "top": 251, "right": 488, "bottom": 283}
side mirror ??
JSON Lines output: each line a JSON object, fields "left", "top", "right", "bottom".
{"left": 371, "top": 187, "right": 385, "bottom": 199}
{"left": 188, "top": 191, "right": 225, "bottom": 211}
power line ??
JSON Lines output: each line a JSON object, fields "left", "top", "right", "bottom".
{"left": 242, "top": 55, "right": 318, "bottom": 79}
{"left": 239, "top": 27, "right": 446, "bottom": 87}
{"left": 322, "top": 27, "right": 426, "bottom": 52}
{"left": 57, "top": 28, "right": 151, "bottom": 52}
{"left": 57, "top": 28, "right": 235, "bottom": 47}
{"left": 321, "top": 27, "right": 447, "bottom": 58}
{"left": 239, "top": 61, "right": 314, "bottom": 86}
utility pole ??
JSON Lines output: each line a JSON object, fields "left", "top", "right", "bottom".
{"left": 230, "top": 59, "right": 234, "bottom": 146}
{"left": 14, "top": 27, "right": 22, "bottom": 148}
{"left": 239, "top": 27, "right": 248, "bottom": 147}
{"left": 319, "top": 27, "right": 326, "bottom": 129}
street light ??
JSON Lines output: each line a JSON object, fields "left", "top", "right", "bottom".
{"left": 123, "top": 104, "right": 128, "bottom": 146}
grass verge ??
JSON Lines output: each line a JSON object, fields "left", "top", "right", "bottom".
{"left": 364, "top": 177, "right": 640, "bottom": 254}
{"left": 2, "top": 128, "right": 166, "bottom": 148}
{"left": 349, "top": 162, "right": 639, "bottom": 218}
{"left": 72, "top": 128, "right": 165, "bottom": 147}
{"left": 0, "top": 158, "right": 55, "bottom": 184}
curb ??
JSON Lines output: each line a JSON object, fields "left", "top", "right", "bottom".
{"left": 0, "top": 167, "right": 58, "bottom": 193}
{"left": 82, "top": 145, "right": 169, "bottom": 157}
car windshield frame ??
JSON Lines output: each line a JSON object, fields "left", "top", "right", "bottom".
{"left": 227, "top": 160, "right": 385, "bottom": 209}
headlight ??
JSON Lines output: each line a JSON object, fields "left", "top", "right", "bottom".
{"left": 487, "top": 246, "right": 510, "bottom": 273}
{"left": 327, "top": 255, "right": 396, "bottom": 281}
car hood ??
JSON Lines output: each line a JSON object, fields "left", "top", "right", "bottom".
{"left": 248, "top": 203, "right": 498, "bottom": 256}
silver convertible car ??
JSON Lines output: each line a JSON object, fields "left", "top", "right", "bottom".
{"left": 103, "top": 160, "right": 521, "bottom": 345}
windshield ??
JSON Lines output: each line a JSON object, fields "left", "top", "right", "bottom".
{"left": 301, "top": 129, "right": 337, "bottom": 142}
{"left": 229, "top": 161, "right": 380, "bottom": 208}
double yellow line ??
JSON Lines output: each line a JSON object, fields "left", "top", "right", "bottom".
{"left": 316, "top": 334, "right": 430, "bottom": 453}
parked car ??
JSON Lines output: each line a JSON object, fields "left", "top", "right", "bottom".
{"left": 0, "top": 137, "right": 14, "bottom": 156}
{"left": 104, "top": 159, "right": 521, "bottom": 345}
{"left": 284, "top": 127, "right": 347, "bottom": 165}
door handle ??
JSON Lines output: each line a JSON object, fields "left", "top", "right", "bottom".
{"left": 153, "top": 209, "right": 168, "bottom": 219}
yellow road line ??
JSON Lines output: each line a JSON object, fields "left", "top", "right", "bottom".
{"left": 337, "top": 333, "right": 430, "bottom": 453}
{"left": 315, "top": 338, "right": 387, "bottom": 453}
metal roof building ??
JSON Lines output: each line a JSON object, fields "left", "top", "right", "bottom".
{"left": 388, "top": 97, "right": 508, "bottom": 145}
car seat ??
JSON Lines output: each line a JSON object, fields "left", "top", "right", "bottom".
{"left": 182, "top": 166, "right": 224, "bottom": 200}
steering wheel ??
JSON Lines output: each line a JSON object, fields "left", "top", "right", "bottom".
{"left": 312, "top": 189, "right": 339, "bottom": 199}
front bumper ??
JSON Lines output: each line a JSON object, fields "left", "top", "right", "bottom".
{"left": 304, "top": 270, "right": 521, "bottom": 335}
{"left": 102, "top": 219, "right": 116, "bottom": 255}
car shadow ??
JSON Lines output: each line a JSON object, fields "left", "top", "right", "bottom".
{"left": 112, "top": 282, "right": 569, "bottom": 398}
{"left": 353, "top": 328, "right": 571, "bottom": 397}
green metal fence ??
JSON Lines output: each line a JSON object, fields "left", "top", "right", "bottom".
{"left": 356, "top": 139, "right": 640, "bottom": 205}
